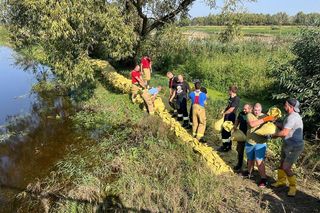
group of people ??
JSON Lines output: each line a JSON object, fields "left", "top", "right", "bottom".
{"left": 130, "top": 56, "right": 304, "bottom": 197}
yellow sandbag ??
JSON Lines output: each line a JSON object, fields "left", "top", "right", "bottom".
{"left": 231, "top": 129, "right": 247, "bottom": 142}
{"left": 267, "top": 107, "right": 282, "bottom": 119}
{"left": 255, "top": 122, "right": 277, "bottom": 136}
{"left": 213, "top": 117, "right": 224, "bottom": 133}
{"left": 91, "top": 59, "right": 233, "bottom": 175}
{"left": 222, "top": 121, "right": 234, "bottom": 132}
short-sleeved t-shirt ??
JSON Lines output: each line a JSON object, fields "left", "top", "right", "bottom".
{"left": 237, "top": 111, "right": 248, "bottom": 134}
{"left": 246, "top": 113, "right": 268, "bottom": 145}
{"left": 141, "top": 57, "right": 151, "bottom": 68}
{"left": 283, "top": 112, "right": 304, "bottom": 147}
{"left": 148, "top": 87, "right": 159, "bottom": 95}
{"left": 225, "top": 96, "right": 240, "bottom": 114}
{"left": 131, "top": 70, "right": 140, "bottom": 84}
{"left": 169, "top": 76, "right": 179, "bottom": 89}
{"left": 174, "top": 81, "right": 190, "bottom": 99}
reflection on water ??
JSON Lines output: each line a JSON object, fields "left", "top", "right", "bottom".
{"left": 0, "top": 46, "right": 88, "bottom": 209}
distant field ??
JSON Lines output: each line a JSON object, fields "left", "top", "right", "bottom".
{"left": 181, "top": 25, "right": 302, "bottom": 37}
{"left": 0, "top": 25, "right": 10, "bottom": 46}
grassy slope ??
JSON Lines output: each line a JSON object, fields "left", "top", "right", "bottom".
{"left": 18, "top": 79, "right": 265, "bottom": 212}
{"left": 0, "top": 25, "right": 10, "bottom": 46}
{"left": 13, "top": 70, "right": 320, "bottom": 212}
{"left": 181, "top": 25, "right": 301, "bottom": 37}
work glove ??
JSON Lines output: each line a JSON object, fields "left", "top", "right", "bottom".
{"left": 262, "top": 115, "right": 275, "bottom": 123}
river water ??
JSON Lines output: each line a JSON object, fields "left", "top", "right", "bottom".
{"left": 0, "top": 46, "right": 85, "bottom": 210}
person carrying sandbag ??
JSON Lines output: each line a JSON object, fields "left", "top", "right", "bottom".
{"left": 131, "top": 65, "right": 146, "bottom": 103}
{"left": 245, "top": 103, "right": 275, "bottom": 187}
{"left": 169, "top": 75, "right": 191, "bottom": 128}
{"left": 217, "top": 85, "right": 240, "bottom": 152}
{"left": 166, "top": 71, "right": 179, "bottom": 117}
{"left": 189, "top": 82, "right": 207, "bottom": 142}
{"left": 233, "top": 104, "right": 252, "bottom": 171}
{"left": 270, "top": 99, "right": 304, "bottom": 197}
{"left": 141, "top": 86, "right": 162, "bottom": 115}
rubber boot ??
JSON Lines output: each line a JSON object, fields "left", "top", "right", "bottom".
{"left": 218, "top": 139, "right": 229, "bottom": 152}
{"left": 182, "top": 120, "right": 190, "bottom": 128}
{"left": 287, "top": 175, "right": 297, "bottom": 197}
{"left": 271, "top": 169, "right": 287, "bottom": 187}
{"left": 226, "top": 141, "right": 232, "bottom": 151}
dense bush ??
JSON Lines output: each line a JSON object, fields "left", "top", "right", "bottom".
{"left": 272, "top": 28, "right": 320, "bottom": 139}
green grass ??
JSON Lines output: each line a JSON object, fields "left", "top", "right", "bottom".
{"left": 181, "top": 25, "right": 301, "bottom": 37}
{"left": 16, "top": 78, "right": 267, "bottom": 212}
{"left": 0, "top": 25, "right": 10, "bottom": 46}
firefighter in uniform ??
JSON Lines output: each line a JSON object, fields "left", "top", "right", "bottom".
{"left": 189, "top": 82, "right": 207, "bottom": 142}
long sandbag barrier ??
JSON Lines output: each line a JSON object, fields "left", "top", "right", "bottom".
{"left": 91, "top": 59, "right": 232, "bottom": 175}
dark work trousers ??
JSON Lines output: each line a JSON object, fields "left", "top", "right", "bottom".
{"left": 189, "top": 105, "right": 193, "bottom": 124}
{"left": 177, "top": 97, "right": 188, "bottom": 119}
{"left": 236, "top": 141, "right": 245, "bottom": 167}
{"left": 221, "top": 113, "right": 236, "bottom": 139}
{"left": 169, "top": 98, "right": 177, "bottom": 111}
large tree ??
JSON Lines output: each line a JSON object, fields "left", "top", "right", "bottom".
{"left": 1, "top": 0, "right": 253, "bottom": 87}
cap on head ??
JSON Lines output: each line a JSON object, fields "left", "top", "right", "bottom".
{"left": 287, "top": 98, "right": 300, "bottom": 113}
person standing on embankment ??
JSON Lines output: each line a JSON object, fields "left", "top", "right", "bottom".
{"left": 233, "top": 104, "right": 252, "bottom": 171}
{"left": 189, "top": 79, "right": 207, "bottom": 128}
{"left": 218, "top": 85, "right": 240, "bottom": 152}
{"left": 166, "top": 71, "right": 179, "bottom": 117}
{"left": 169, "top": 75, "right": 190, "bottom": 128}
{"left": 131, "top": 65, "right": 146, "bottom": 103}
{"left": 140, "top": 55, "right": 152, "bottom": 88}
{"left": 189, "top": 82, "right": 207, "bottom": 142}
{"left": 271, "top": 99, "right": 304, "bottom": 197}
{"left": 245, "top": 103, "right": 274, "bottom": 187}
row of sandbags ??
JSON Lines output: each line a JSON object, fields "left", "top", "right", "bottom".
{"left": 91, "top": 59, "right": 232, "bottom": 175}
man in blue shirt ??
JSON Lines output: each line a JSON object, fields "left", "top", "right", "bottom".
{"left": 189, "top": 82, "right": 207, "bottom": 142}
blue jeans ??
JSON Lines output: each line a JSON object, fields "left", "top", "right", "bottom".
{"left": 245, "top": 142, "right": 267, "bottom": 161}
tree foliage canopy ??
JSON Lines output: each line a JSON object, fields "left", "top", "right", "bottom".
{"left": 3, "top": 0, "right": 137, "bottom": 87}
{"left": 2, "top": 0, "right": 253, "bottom": 87}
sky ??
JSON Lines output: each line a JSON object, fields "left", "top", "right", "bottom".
{"left": 189, "top": 0, "right": 320, "bottom": 17}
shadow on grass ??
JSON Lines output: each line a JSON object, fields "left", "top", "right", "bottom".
{"left": 96, "top": 195, "right": 151, "bottom": 213}
{"left": 0, "top": 184, "right": 151, "bottom": 212}
{"left": 245, "top": 186, "right": 320, "bottom": 213}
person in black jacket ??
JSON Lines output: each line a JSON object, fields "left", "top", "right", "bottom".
{"left": 166, "top": 71, "right": 179, "bottom": 117}
{"left": 218, "top": 85, "right": 240, "bottom": 152}
{"left": 169, "top": 75, "right": 190, "bottom": 127}
{"left": 233, "top": 104, "right": 252, "bottom": 171}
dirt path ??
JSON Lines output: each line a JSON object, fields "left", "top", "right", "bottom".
{"left": 209, "top": 141, "right": 320, "bottom": 213}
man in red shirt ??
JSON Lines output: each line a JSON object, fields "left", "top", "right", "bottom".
{"left": 140, "top": 56, "right": 152, "bottom": 88}
{"left": 131, "top": 65, "right": 146, "bottom": 103}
